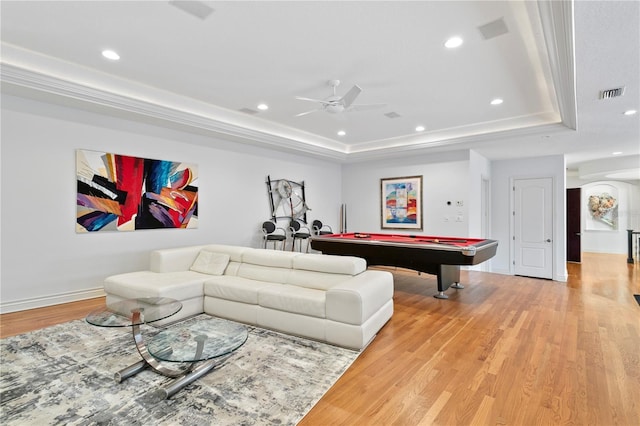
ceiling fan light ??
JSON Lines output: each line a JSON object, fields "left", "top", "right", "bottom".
{"left": 415, "top": 126, "right": 425, "bottom": 132}
{"left": 101, "top": 49, "right": 120, "bottom": 61}
{"left": 337, "top": 130, "right": 346, "bottom": 136}
{"left": 445, "top": 37, "right": 463, "bottom": 48}
{"left": 490, "top": 98, "right": 503, "bottom": 105}
{"left": 257, "top": 103, "right": 269, "bottom": 111}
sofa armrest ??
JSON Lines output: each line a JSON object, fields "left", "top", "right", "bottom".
{"left": 326, "top": 270, "right": 393, "bottom": 325}
{"left": 150, "top": 245, "right": 209, "bottom": 273}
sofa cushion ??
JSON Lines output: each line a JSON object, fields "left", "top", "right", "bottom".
{"left": 293, "top": 253, "right": 366, "bottom": 275}
{"left": 241, "top": 249, "right": 298, "bottom": 268}
{"left": 190, "top": 251, "right": 230, "bottom": 275}
{"left": 237, "top": 263, "right": 291, "bottom": 284}
{"left": 202, "top": 245, "right": 248, "bottom": 263}
{"left": 104, "top": 271, "right": 206, "bottom": 301}
{"left": 258, "top": 285, "right": 326, "bottom": 319}
{"left": 286, "top": 270, "right": 350, "bottom": 291}
{"left": 204, "top": 276, "right": 280, "bottom": 304}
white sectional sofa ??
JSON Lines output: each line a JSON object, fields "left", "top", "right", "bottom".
{"left": 103, "top": 244, "right": 394, "bottom": 350}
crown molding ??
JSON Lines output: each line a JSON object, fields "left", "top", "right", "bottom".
{"left": 537, "top": 0, "right": 577, "bottom": 130}
{"left": 0, "top": 60, "right": 348, "bottom": 161}
{"left": 344, "top": 121, "right": 571, "bottom": 163}
{"left": 2, "top": 61, "right": 567, "bottom": 164}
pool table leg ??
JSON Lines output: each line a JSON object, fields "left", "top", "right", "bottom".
{"left": 433, "top": 265, "right": 463, "bottom": 299}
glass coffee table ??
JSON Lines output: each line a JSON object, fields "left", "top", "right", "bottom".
{"left": 86, "top": 297, "right": 248, "bottom": 399}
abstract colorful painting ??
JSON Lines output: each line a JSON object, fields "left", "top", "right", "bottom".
{"left": 380, "top": 175, "right": 422, "bottom": 230}
{"left": 76, "top": 149, "right": 198, "bottom": 233}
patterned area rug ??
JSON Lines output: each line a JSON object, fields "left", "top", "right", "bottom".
{"left": 0, "top": 315, "right": 359, "bottom": 425}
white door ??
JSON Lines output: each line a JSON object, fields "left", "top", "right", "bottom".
{"left": 514, "top": 177, "right": 553, "bottom": 279}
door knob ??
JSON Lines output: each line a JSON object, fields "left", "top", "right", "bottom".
{"left": 546, "top": 239, "right": 551, "bottom": 242}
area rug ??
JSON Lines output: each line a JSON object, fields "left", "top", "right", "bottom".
{"left": 0, "top": 315, "right": 359, "bottom": 425}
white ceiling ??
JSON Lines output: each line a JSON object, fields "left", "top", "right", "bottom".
{"left": 1, "top": 1, "right": 638, "bottom": 179}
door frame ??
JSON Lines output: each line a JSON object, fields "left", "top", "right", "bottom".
{"left": 509, "top": 175, "right": 555, "bottom": 278}
{"left": 481, "top": 176, "right": 491, "bottom": 272}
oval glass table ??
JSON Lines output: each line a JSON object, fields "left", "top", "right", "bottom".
{"left": 86, "top": 297, "right": 248, "bottom": 399}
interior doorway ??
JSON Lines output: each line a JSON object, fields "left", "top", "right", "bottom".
{"left": 566, "top": 188, "right": 582, "bottom": 262}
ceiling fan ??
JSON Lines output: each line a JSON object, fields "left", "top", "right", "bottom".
{"left": 295, "top": 80, "right": 386, "bottom": 117}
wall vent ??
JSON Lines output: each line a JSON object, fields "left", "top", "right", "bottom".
{"left": 600, "top": 86, "right": 625, "bottom": 99}
{"left": 384, "top": 112, "right": 401, "bottom": 119}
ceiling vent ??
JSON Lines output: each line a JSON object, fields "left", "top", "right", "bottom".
{"left": 478, "top": 17, "right": 509, "bottom": 40}
{"left": 169, "top": 1, "right": 214, "bottom": 20}
{"left": 239, "top": 108, "right": 259, "bottom": 115}
{"left": 599, "top": 86, "right": 625, "bottom": 99}
{"left": 384, "top": 112, "right": 401, "bottom": 119}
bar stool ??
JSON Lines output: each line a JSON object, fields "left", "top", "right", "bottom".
{"left": 289, "top": 219, "right": 311, "bottom": 252}
{"left": 261, "top": 220, "right": 287, "bottom": 250}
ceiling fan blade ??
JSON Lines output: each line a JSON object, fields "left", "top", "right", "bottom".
{"left": 295, "top": 109, "right": 322, "bottom": 117}
{"left": 295, "top": 96, "right": 332, "bottom": 105}
{"left": 340, "top": 85, "right": 362, "bottom": 108}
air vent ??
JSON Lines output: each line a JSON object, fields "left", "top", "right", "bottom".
{"left": 169, "top": 1, "right": 214, "bottom": 20}
{"left": 384, "top": 112, "right": 401, "bottom": 119}
{"left": 478, "top": 18, "right": 509, "bottom": 40}
{"left": 239, "top": 108, "right": 259, "bottom": 115}
{"left": 600, "top": 87, "right": 625, "bottom": 99}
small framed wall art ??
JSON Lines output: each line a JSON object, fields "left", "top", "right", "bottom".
{"left": 380, "top": 175, "right": 423, "bottom": 230}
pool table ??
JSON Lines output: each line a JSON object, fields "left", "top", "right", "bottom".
{"left": 310, "top": 232, "right": 498, "bottom": 299}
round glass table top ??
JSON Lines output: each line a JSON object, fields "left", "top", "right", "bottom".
{"left": 147, "top": 316, "right": 248, "bottom": 362}
{"left": 86, "top": 297, "right": 182, "bottom": 327}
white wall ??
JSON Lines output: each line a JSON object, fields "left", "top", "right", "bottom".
{"left": 2, "top": 93, "right": 610, "bottom": 312}
{"left": 0, "top": 95, "right": 342, "bottom": 312}
{"left": 341, "top": 151, "right": 472, "bottom": 237}
{"left": 491, "top": 155, "right": 567, "bottom": 281}
{"left": 566, "top": 178, "right": 640, "bottom": 254}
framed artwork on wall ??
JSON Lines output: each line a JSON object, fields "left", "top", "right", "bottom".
{"left": 380, "top": 175, "right": 423, "bottom": 230}
{"left": 585, "top": 184, "right": 618, "bottom": 231}
{"left": 76, "top": 149, "right": 198, "bottom": 233}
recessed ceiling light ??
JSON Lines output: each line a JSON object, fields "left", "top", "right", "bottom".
{"left": 257, "top": 103, "right": 269, "bottom": 111}
{"left": 337, "top": 130, "right": 346, "bottom": 136}
{"left": 623, "top": 109, "right": 637, "bottom": 115}
{"left": 612, "top": 151, "right": 623, "bottom": 155}
{"left": 101, "top": 49, "right": 120, "bottom": 61}
{"left": 490, "top": 98, "right": 503, "bottom": 105}
{"left": 415, "top": 126, "right": 425, "bottom": 132}
{"left": 445, "top": 36, "right": 463, "bottom": 49}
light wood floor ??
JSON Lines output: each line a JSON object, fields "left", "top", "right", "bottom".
{"left": 1, "top": 253, "right": 638, "bottom": 425}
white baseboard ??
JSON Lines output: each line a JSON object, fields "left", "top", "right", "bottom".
{"left": 0, "top": 288, "right": 106, "bottom": 314}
